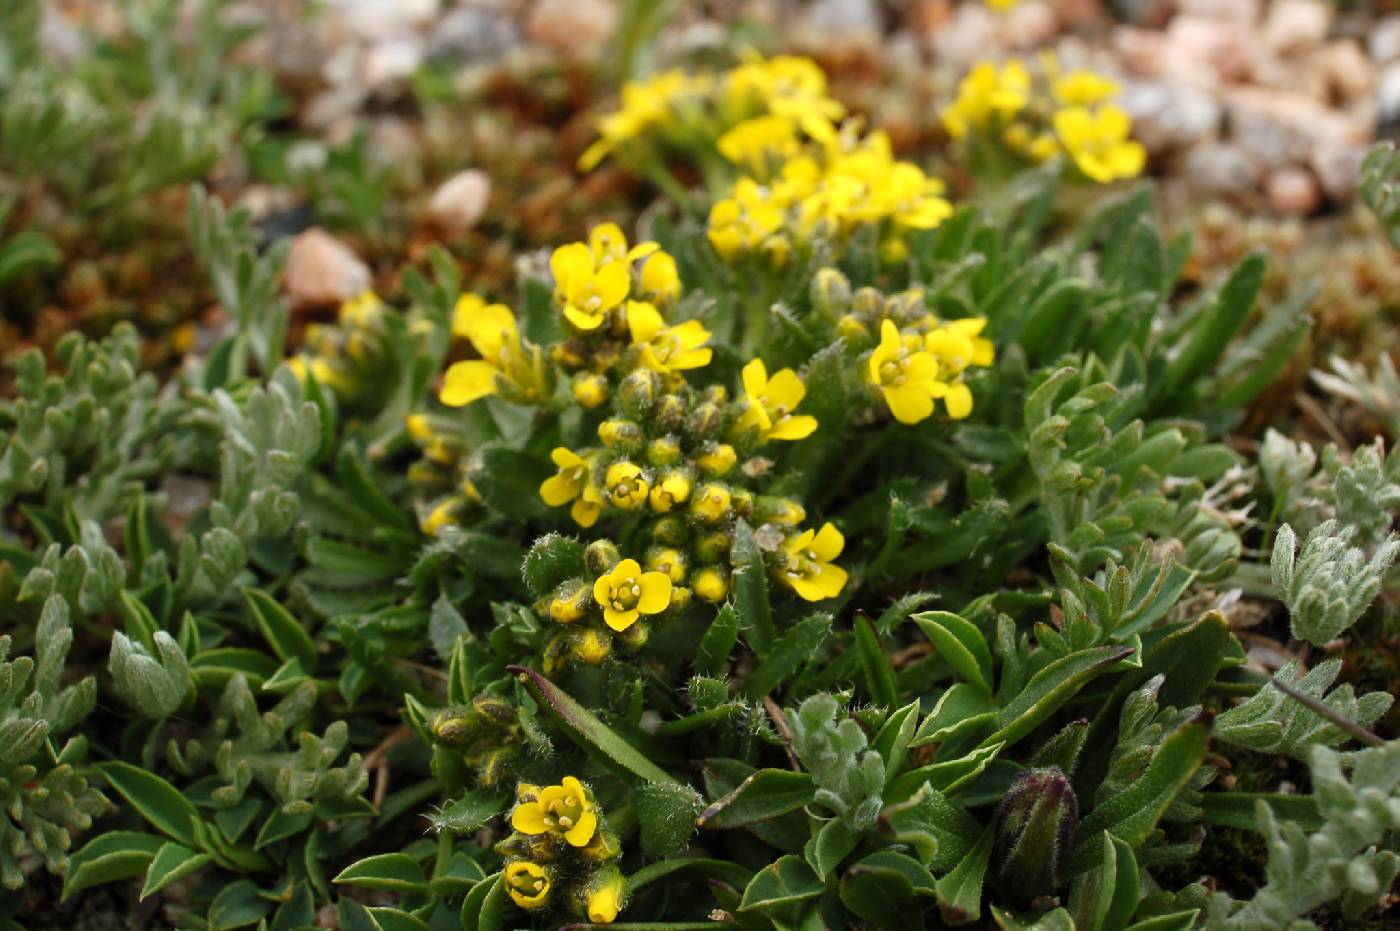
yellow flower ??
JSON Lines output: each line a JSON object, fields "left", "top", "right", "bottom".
{"left": 693, "top": 567, "right": 729, "bottom": 603}
{"left": 648, "top": 471, "right": 692, "bottom": 513}
{"left": 923, "top": 319, "right": 994, "bottom": 420}
{"left": 593, "top": 559, "right": 672, "bottom": 631}
{"left": 585, "top": 869, "right": 627, "bottom": 924}
{"left": 695, "top": 443, "right": 738, "bottom": 477}
{"left": 589, "top": 222, "right": 659, "bottom": 266}
{"left": 605, "top": 461, "right": 650, "bottom": 510}
{"left": 550, "top": 242, "right": 631, "bottom": 331}
{"left": 718, "top": 115, "right": 801, "bottom": 178}
{"left": 339, "top": 290, "right": 383, "bottom": 328}
{"left": 1053, "top": 105, "right": 1146, "bottom": 184}
{"left": 869, "top": 319, "right": 945, "bottom": 425}
{"left": 441, "top": 298, "right": 523, "bottom": 406}
{"left": 549, "top": 579, "right": 592, "bottom": 623}
{"left": 883, "top": 163, "right": 954, "bottom": 230}
{"left": 707, "top": 179, "right": 787, "bottom": 264}
{"left": 540, "top": 447, "right": 605, "bottom": 528}
{"left": 627, "top": 301, "right": 713, "bottom": 375}
{"left": 510, "top": 776, "right": 598, "bottom": 846}
{"left": 780, "top": 522, "right": 848, "bottom": 602}
{"left": 986, "top": 0, "right": 1021, "bottom": 10}
{"left": 734, "top": 359, "right": 818, "bottom": 443}
{"left": 639, "top": 251, "right": 681, "bottom": 305}
{"left": 578, "top": 69, "right": 710, "bottom": 171}
{"left": 421, "top": 498, "right": 460, "bottom": 535}
{"left": 942, "top": 60, "right": 1030, "bottom": 141}
{"left": 726, "top": 54, "right": 845, "bottom": 143}
{"left": 504, "top": 861, "right": 552, "bottom": 909}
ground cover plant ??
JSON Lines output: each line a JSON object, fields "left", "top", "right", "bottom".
{"left": 2, "top": 6, "right": 1400, "bottom": 931}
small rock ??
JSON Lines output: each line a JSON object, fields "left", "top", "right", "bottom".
{"left": 928, "top": 4, "right": 998, "bottom": 70}
{"left": 801, "top": 0, "right": 882, "bottom": 46}
{"left": 1174, "top": 0, "right": 1259, "bottom": 22}
{"left": 428, "top": 170, "right": 492, "bottom": 236}
{"left": 1264, "top": 0, "right": 1331, "bottom": 55}
{"left": 1183, "top": 142, "right": 1259, "bottom": 193}
{"left": 1164, "top": 16, "right": 1253, "bottom": 85}
{"left": 362, "top": 36, "right": 424, "bottom": 90}
{"left": 998, "top": 0, "right": 1059, "bottom": 50}
{"left": 1314, "top": 39, "right": 1373, "bottom": 104}
{"left": 1113, "top": 26, "right": 1167, "bottom": 76}
{"left": 1368, "top": 15, "right": 1400, "bottom": 65}
{"left": 428, "top": 8, "right": 520, "bottom": 65}
{"left": 1310, "top": 142, "right": 1368, "bottom": 201}
{"left": 1119, "top": 80, "right": 1222, "bottom": 152}
{"left": 330, "top": 0, "right": 440, "bottom": 41}
{"left": 1381, "top": 62, "right": 1400, "bottom": 126}
{"left": 284, "top": 229, "right": 371, "bottom": 309}
{"left": 1266, "top": 166, "right": 1322, "bottom": 215}
{"left": 1225, "top": 86, "right": 1366, "bottom": 171}
{"left": 527, "top": 0, "right": 617, "bottom": 56}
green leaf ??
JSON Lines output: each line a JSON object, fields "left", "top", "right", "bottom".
{"left": 1159, "top": 251, "right": 1266, "bottom": 403}
{"left": 140, "top": 841, "right": 212, "bottom": 900}
{"left": 1067, "top": 725, "right": 1208, "bottom": 875}
{"left": 808, "top": 818, "right": 861, "bottom": 880}
{"left": 698, "top": 769, "right": 816, "bottom": 830}
{"left": 855, "top": 615, "right": 898, "bottom": 708}
{"left": 97, "top": 761, "right": 200, "bottom": 848}
{"left": 62, "top": 832, "right": 164, "bottom": 901}
{"left": 739, "top": 855, "right": 824, "bottom": 913}
{"left": 461, "top": 873, "right": 505, "bottom": 931}
{"left": 913, "top": 611, "right": 992, "bottom": 695}
{"left": 208, "top": 879, "right": 274, "bottom": 929}
{"left": 243, "top": 588, "right": 318, "bottom": 674}
{"left": 626, "top": 858, "right": 754, "bottom": 894}
{"left": 983, "top": 646, "right": 1133, "bottom": 749}
{"left": 333, "top": 853, "right": 430, "bottom": 894}
{"left": 840, "top": 851, "right": 934, "bottom": 931}
{"left": 696, "top": 603, "right": 738, "bottom": 677}
{"left": 883, "top": 784, "right": 982, "bottom": 873}
{"left": 637, "top": 780, "right": 703, "bottom": 856}
{"left": 368, "top": 908, "right": 431, "bottom": 931}
{"left": 935, "top": 826, "right": 995, "bottom": 926}
{"left": 1138, "top": 612, "right": 1230, "bottom": 708}
{"left": 1071, "top": 832, "right": 1139, "bottom": 931}
{"left": 731, "top": 521, "right": 776, "bottom": 656}
{"left": 870, "top": 700, "right": 921, "bottom": 782}
{"left": 511, "top": 665, "right": 688, "bottom": 789}
{"left": 1121, "top": 912, "right": 1199, "bottom": 931}
{"left": 741, "top": 612, "right": 831, "bottom": 698}
{"left": 430, "top": 789, "right": 507, "bottom": 834}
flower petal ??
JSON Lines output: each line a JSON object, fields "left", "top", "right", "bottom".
{"left": 540, "top": 473, "right": 579, "bottom": 507}
{"left": 813, "top": 523, "right": 845, "bottom": 562}
{"left": 767, "top": 414, "right": 818, "bottom": 441}
{"left": 626, "top": 300, "right": 664, "bottom": 344}
{"left": 564, "top": 809, "right": 598, "bottom": 846}
{"left": 636, "top": 573, "right": 672, "bottom": 614}
{"left": 440, "top": 361, "right": 498, "bottom": 406}
{"left": 604, "top": 607, "right": 639, "bottom": 631}
{"left": 511, "top": 801, "right": 549, "bottom": 834}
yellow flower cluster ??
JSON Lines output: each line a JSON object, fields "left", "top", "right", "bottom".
{"left": 942, "top": 55, "right": 1145, "bottom": 184}
{"left": 288, "top": 290, "right": 393, "bottom": 401}
{"left": 497, "top": 777, "right": 625, "bottom": 923}
{"left": 441, "top": 293, "right": 554, "bottom": 407}
{"left": 708, "top": 121, "right": 953, "bottom": 267}
{"left": 579, "top": 53, "right": 843, "bottom": 172}
{"left": 821, "top": 268, "right": 996, "bottom": 423}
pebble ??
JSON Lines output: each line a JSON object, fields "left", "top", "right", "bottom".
{"left": 1225, "top": 87, "right": 1363, "bottom": 171}
{"left": 1263, "top": 0, "right": 1332, "bottom": 55}
{"left": 428, "top": 8, "right": 520, "bottom": 65}
{"left": 1119, "top": 79, "right": 1221, "bottom": 152}
{"left": 526, "top": 0, "right": 617, "bottom": 56}
{"left": 362, "top": 36, "right": 425, "bottom": 90}
{"left": 284, "top": 229, "right": 372, "bottom": 309}
{"left": 1369, "top": 15, "right": 1400, "bottom": 66}
{"left": 1381, "top": 62, "right": 1400, "bottom": 125}
{"left": 999, "top": 1, "right": 1059, "bottom": 50}
{"left": 1310, "top": 143, "right": 1368, "bottom": 201}
{"left": 1265, "top": 166, "right": 1322, "bottom": 215}
{"left": 927, "top": 4, "right": 998, "bottom": 71}
{"left": 428, "top": 170, "right": 492, "bottom": 236}
{"left": 1163, "top": 16, "right": 1253, "bottom": 86}
{"left": 1315, "top": 39, "right": 1373, "bottom": 104}
{"left": 801, "top": 0, "right": 882, "bottom": 46}
{"left": 1183, "top": 142, "right": 1259, "bottom": 193}
{"left": 1174, "top": 0, "right": 1260, "bottom": 23}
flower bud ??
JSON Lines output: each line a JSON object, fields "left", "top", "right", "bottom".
{"left": 702, "top": 384, "right": 728, "bottom": 405}
{"left": 504, "top": 860, "right": 554, "bottom": 910}
{"left": 618, "top": 369, "right": 661, "bottom": 419}
{"left": 430, "top": 707, "right": 476, "bottom": 746}
{"left": 605, "top": 461, "right": 650, "bottom": 510}
{"left": 584, "top": 540, "right": 623, "bottom": 578}
{"left": 811, "top": 267, "right": 851, "bottom": 317}
{"left": 754, "top": 496, "right": 806, "bottom": 526}
{"left": 478, "top": 749, "right": 514, "bottom": 787}
{"left": 852, "top": 286, "right": 883, "bottom": 320}
{"left": 598, "top": 418, "right": 644, "bottom": 454}
{"left": 837, "top": 314, "right": 870, "bottom": 342}
{"left": 688, "top": 400, "right": 724, "bottom": 441}
{"left": 614, "top": 619, "right": 649, "bottom": 651}
{"left": 646, "top": 436, "right": 683, "bottom": 467}
{"left": 543, "top": 631, "right": 572, "bottom": 676}
{"left": 571, "top": 628, "right": 613, "bottom": 666}
{"left": 655, "top": 394, "right": 688, "bottom": 433}
{"left": 695, "top": 443, "right": 738, "bottom": 477}
{"left": 646, "top": 547, "right": 688, "bottom": 583}
{"left": 690, "top": 483, "right": 732, "bottom": 524}
{"left": 648, "top": 471, "right": 692, "bottom": 513}
{"left": 473, "top": 694, "right": 518, "bottom": 729}
{"left": 551, "top": 340, "right": 587, "bottom": 369}
{"left": 571, "top": 373, "right": 610, "bottom": 410}
{"left": 579, "top": 866, "right": 627, "bottom": 923}
{"left": 693, "top": 529, "right": 732, "bottom": 564}
{"left": 549, "top": 578, "right": 592, "bottom": 623}
{"left": 993, "top": 767, "right": 1078, "bottom": 908}
{"left": 693, "top": 567, "right": 729, "bottom": 603}
{"left": 650, "top": 515, "right": 689, "bottom": 547}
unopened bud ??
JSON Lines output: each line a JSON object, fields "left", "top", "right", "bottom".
{"left": 584, "top": 540, "right": 623, "bottom": 577}
{"left": 811, "top": 267, "right": 851, "bottom": 316}
{"left": 993, "top": 767, "right": 1077, "bottom": 908}
{"left": 618, "top": 369, "right": 660, "bottom": 419}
